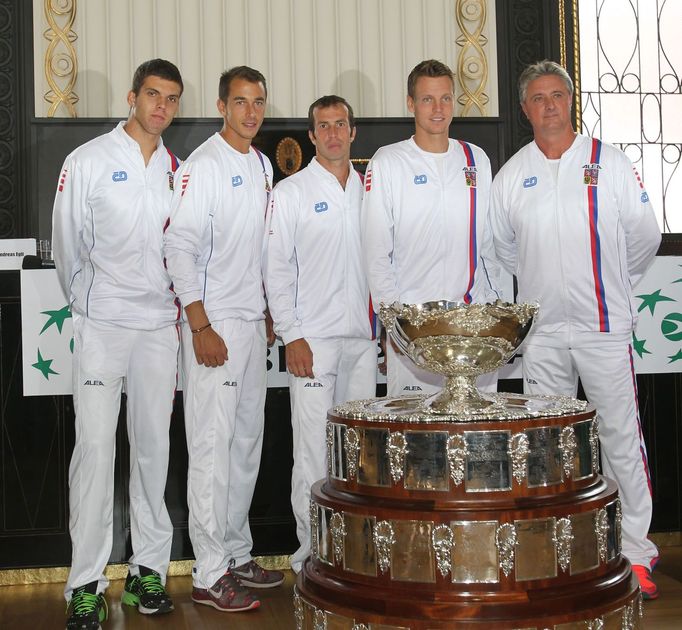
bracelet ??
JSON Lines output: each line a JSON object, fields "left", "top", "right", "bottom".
{"left": 191, "top": 322, "right": 212, "bottom": 334}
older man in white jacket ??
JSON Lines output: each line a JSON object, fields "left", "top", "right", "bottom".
{"left": 488, "top": 60, "right": 661, "bottom": 599}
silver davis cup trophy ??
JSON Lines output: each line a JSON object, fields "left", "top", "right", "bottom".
{"left": 295, "top": 299, "right": 644, "bottom": 629}
{"left": 380, "top": 299, "right": 537, "bottom": 416}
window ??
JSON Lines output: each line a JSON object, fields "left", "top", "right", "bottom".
{"left": 579, "top": 0, "right": 681, "bottom": 231}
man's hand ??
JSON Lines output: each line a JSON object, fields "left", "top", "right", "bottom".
{"left": 192, "top": 326, "right": 228, "bottom": 367}
{"left": 286, "top": 338, "right": 314, "bottom": 378}
{"left": 185, "top": 300, "right": 228, "bottom": 367}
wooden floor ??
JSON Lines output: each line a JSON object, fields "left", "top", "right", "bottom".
{"left": 1, "top": 547, "right": 681, "bottom": 629}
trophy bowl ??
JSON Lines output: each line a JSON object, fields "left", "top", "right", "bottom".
{"left": 379, "top": 300, "right": 538, "bottom": 416}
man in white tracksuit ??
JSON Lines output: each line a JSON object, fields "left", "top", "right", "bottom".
{"left": 163, "top": 66, "right": 283, "bottom": 614}
{"left": 362, "top": 59, "right": 501, "bottom": 396}
{"left": 264, "top": 95, "right": 377, "bottom": 574}
{"left": 52, "top": 59, "right": 183, "bottom": 630}
{"left": 488, "top": 60, "right": 661, "bottom": 599}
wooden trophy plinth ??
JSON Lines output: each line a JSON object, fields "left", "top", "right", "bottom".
{"left": 295, "top": 394, "right": 643, "bottom": 629}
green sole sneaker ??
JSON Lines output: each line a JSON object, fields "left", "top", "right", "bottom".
{"left": 121, "top": 568, "right": 174, "bottom": 615}
{"left": 66, "top": 582, "right": 107, "bottom": 630}
{"left": 121, "top": 589, "right": 140, "bottom": 607}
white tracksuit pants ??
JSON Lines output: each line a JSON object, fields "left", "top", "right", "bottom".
{"left": 289, "top": 337, "right": 377, "bottom": 573}
{"left": 66, "top": 315, "right": 178, "bottom": 600}
{"left": 522, "top": 342, "right": 657, "bottom": 567}
{"left": 182, "top": 318, "right": 266, "bottom": 590}
{"left": 386, "top": 342, "right": 498, "bottom": 397}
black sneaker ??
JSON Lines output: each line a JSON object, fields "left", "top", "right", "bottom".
{"left": 66, "top": 581, "right": 107, "bottom": 630}
{"left": 121, "top": 566, "right": 174, "bottom": 614}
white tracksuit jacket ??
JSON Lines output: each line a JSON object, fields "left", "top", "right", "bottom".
{"left": 163, "top": 132, "right": 273, "bottom": 322}
{"left": 264, "top": 157, "right": 376, "bottom": 344}
{"left": 163, "top": 133, "right": 273, "bottom": 588}
{"left": 52, "top": 122, "right": 182, "bottom": 597}
{"left": 488, "top": 134, "right": 661, "bottom": 346}
{"left": 361, "top": 137, "right": 500, "bottom": 309}
{"left": 52, "top": 121, "right": 181, "bottom": 328}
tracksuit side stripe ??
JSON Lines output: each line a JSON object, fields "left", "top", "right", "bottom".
{"left": 360, "top": 170, "right": 376, "bottom": 339}
{"left": 166, "top": 147, "right": 180, "bottom": 173}
{"left": 458, "top": 140, "right": 477, "bottom": 305}
{"left": 628, "top": 344, "right": 653, "bottom": 496}
{"left": 588, "top": 138, "right": 610, "bottom": 332}
{"left": 162, "top": 217, "right": 182, "bottom": 322}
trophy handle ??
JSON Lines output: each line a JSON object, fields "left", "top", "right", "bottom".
{"left": 390, "top": 321, "right": 411, "bottom": 355}
{"left": 378, "top": 303, "right": 411, "bottom": 356}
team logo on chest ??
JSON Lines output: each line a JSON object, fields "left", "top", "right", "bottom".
{"left": 414, "top": 174, "right": 428, "bottom": 185}
{"left": 365, "top": 169, "right": 372, "bottom": 192}
{"left": 463, "top": 167, "right": 477, "bottom": 187}
{"left": 112, "top": 170, "right": 128, "bottom": 182}
{"left": 167, "top": 171, "right": 174, "bottom": 191}
{"left": 582, "top": 163, "right": 601, "bottom": 186}
{"left": 232, "top": 175, "right": 243, "bottom": 187}
{"left": 314, "top": 201, "right": 328, "bottom": 213}
{"left": 523, "top": 176, "right": 538, "bottom": 188}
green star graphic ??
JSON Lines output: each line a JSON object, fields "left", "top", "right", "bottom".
{"left": 672, "top": 264, "right": 682, "bottom": 283}
{"left": 632, "top": 334, "right": 651, "bottom": 359}
{"left": 667, "top": 349, "right": 682, "bottom": 364}
{"left": 32, "top": 349, "right": 58, "bottom": 379}
{"left": 636, "top": 289, "right": 675, "bottom": 315}
{"left": 39, "top": 305, "right": 72, "bottom": 334}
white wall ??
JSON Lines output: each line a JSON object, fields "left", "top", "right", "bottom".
{"left": 34, "top": 0, "right": 498, "bottom": 118}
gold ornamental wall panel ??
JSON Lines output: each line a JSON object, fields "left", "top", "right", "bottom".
{"left": 32, "top": 0, "right": 499, "bottom": 118}
{"left": 42, "top": 0, "right": 78, "bottom": 117}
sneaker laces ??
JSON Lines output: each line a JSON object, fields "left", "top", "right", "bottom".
{"left": 215, "top": 570, "right": 245, "bottom": 594}
{"left": 139, "top": 573, "right": 165, "bottom": 595}
{"left": 220, "top": 568, "right": 256, "bottom": 601}
{"left": 69, "top": 589, "right": 106, "bottom": 616}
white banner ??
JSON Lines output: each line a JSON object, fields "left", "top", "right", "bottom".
{"left": 630, "top": 256, "right": 682, "bottom": 373}
{"left": 19, "top": 270, "right": 383, "bottom": 396}
{"left": 21, "top": 269, "right": 74, "bottom": 396}
{"left": 20, "top": 258, "right": 681, "bottom": 396}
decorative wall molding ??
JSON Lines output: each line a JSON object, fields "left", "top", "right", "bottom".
{"left": 42, "top": 0, "right": 78, "bottom": 117}
{"left": 455, "top": 0, "right": 491, "bottom": 116}
{"left": 0, "top": 0, "right": 16, "bottom": 237}
{"left": 32, "top": 0, "right": 499, "bottom": 118}
{"left": 0, "top": 0, "right": 28, "bottom": 238}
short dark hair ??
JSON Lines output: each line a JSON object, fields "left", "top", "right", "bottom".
{"left": 407, "top": 59, "right": 455, "bottom": 99}
{"left": 219, "top": 66, "right": 268, "bottom": 102}
{"left": 307, "top": 95, "right": 356, "bottom": 134}
{"left": 518, "top": 60, "right": 574, "bottom": 103}
{"left": 131, "top": 59, "right": 183, "bottom": 96}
